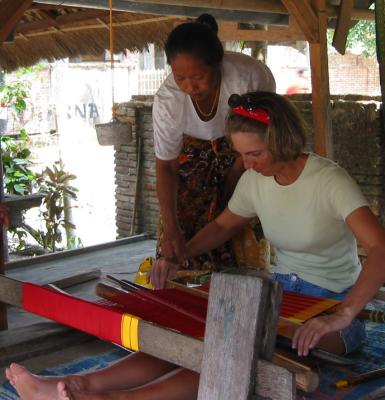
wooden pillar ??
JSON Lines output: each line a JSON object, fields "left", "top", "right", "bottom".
{"left": 0, "top": 221, "right": 8, "bottom": 330}
{"left": 0, "top": 66, "right": 8, "bottom": 330}
{"left": 309, "top": 0, "right": 334, "bottom": 158}
{"left": 0, "top": 80, "right": 8, "bottom": 329}
{"left": 375, "top": 0, "right": 385, "bottom": 136}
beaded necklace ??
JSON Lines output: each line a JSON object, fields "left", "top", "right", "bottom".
{"left": 193, "top": 80, "right": 220, "bottom": 119}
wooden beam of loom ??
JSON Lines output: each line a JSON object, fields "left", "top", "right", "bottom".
{"left": 0, "top": 0, "right": 33, "bottom": 44}
{"left": 0, "top": 274, "right": 296, "bottom": 399}
{"left": 280, "top": 0, "right": 319, "bottom": 42}
{"left": 332, "top": 0, "right": 355, "bottom": 54}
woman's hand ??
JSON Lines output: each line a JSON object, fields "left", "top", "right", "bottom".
{"left": 292, "top": 308, "right": 354, "bottom": 356}
{"left": 161, "top": 225, "right": 186, "bottom": 263}
{"left": 148, "top": 258, "right": 180, "bottom": 289}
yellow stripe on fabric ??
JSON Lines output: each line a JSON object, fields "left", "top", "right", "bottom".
{"left": 130, "top": 317, "right": 139, "bottom": 351}
{"left": 287, "top": 299, "right": 339, "bottom": 323}
{"left": 121, "top": 314, "right": 140, "bottom": 351}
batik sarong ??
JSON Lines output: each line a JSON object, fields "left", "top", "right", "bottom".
{"left": 156, "top": 134, "right": 269, "bottom": 271}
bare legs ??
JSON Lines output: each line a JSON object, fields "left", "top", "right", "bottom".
{"left": 6, "top": 352, "right": 199, "bottom": 400}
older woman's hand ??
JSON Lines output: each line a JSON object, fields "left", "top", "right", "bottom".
{"left": 161, "top": 226, "right": 186, "bottom": 264}
{"left": 292, "top": 309, "right": 354, "bottom": 356}
{"left": 148, "top": 258, "right": 180, "bottom": 289}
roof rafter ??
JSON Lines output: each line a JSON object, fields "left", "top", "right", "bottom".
{"left": 17, "top": 9, "right": 110, "bottom": 34}
{"left": 0, "top": 0, "right": 34, "bottom": 44}
{"left": 280, "top": 0, "right": 319, "bottom": 42}
{"left": 332, "top": 0, "right": 354, "bottom": 54}
{"left": 33, "top": 0, "right": 375, "bottom": 23}
{"left": 218, "top": 16, "right": 306, "bottom": 42}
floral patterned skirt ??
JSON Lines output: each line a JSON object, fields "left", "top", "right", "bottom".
{"left": 156, "top": 135, "right": 269, "bottom": 271}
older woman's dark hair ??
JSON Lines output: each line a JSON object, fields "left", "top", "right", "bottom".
{"left": 165, "top": 14, "right": 224, "bottom": 67}
{"left": 226, "top": 92, "right": 307, "bottom": 162}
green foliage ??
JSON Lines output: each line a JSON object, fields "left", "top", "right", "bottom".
{"left": 1, "top": 130, "right": 38, "bottom": 195}
{"left": 1, "top": 69, "right": 81, "bottom": 255}
{"left": 0, "top": 79, "right": 29, "bottom": 116}
{"left": 9, "top": 160, "right": 81, "bottom": 254}
{"left": 27, "top": 161, "right": 79, "bottom": 252}
{"left": 13, "top": 63, "right": 46, "bottom": 78}
{"left": 0, "top": 77, "right": 36, "bottom": 196}
{"left": 328, "top": 15, "right": 376, "bottom": 57}
{"left": 346, "top": 20, "right": 376, "bottom": 57}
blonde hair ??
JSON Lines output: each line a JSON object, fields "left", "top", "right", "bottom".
{"left": 225, "top": 92, "right": 307, "bottom": 161}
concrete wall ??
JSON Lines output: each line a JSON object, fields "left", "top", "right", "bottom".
{"left": 114, "top": 95, "right": 385, "bottom": 242}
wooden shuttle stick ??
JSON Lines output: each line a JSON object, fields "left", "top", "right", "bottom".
{"left": 334, "top": 368, "right": 385, "bottom": 388}
{"left": 96, "top": 282, "right": 206, "bottom": 324}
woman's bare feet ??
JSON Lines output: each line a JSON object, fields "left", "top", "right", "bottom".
{"left": 6, "top": 363, "right": 87, "bottom": 400}
{"left": 5, "top": 367, "right": 15, "bottom": 387}
{"left": 57, "top": 381, "right": 73, "bottom": 400}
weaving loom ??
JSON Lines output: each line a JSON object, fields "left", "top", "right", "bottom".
{"left": 0, "top": 273, "right": 364, "bottom": 398}
{"left": 22, "top": 279, "right": 340, "bottom": 351}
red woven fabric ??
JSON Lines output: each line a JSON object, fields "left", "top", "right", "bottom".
{"left": 280, "top": 291, "right": 339, "bottom": 321}
{"left": 22, "top": 283, "right": 206, "bottom": 341}
{"left": 23, "top": 283, "right": 124, "bottom": 345}
{"left": 22, "top": 282, "right": 338, "bottom": 345}
{"left": 97, "top": 289, "right": 206, "bottom": 338}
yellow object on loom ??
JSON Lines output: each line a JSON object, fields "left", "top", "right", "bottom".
{"left": 134, "top": 257, "right": 154, "bottom": 289}
{"left": 231, "top": 224, "right": 271, "bottom": 269}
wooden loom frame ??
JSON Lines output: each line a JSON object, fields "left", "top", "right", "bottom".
{"left": 0, "top": 272, "right": 298, "bottom": 400}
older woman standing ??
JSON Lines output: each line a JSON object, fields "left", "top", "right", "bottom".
{"left": 154, "top": 14, "right": 275, "bottom": 270}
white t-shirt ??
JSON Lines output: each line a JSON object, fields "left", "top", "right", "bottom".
{"left": 153, "top": 52, "right": 276, "bottom": 160}
{"left": 228, "top": 153, "right": 368, "bottom": 292}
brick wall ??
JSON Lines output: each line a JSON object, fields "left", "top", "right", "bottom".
{"left": 114, "top": 97, "right": 159, "bottom": 238}
{"left": 114, "top": 95, "right": 385, "bottom": 240}
{"left": 329, "top": 53, "right": 381, "bottom": 96}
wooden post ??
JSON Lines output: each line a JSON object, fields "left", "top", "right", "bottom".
{"left": 376, "top": 0, "right": 385, "bottom": 136}
{"left": 0, "top": 128, "right": 8, "bottom": 331}
{"left": 0, "top": 65, "right": 8, "bottom": 330}
{"left": 309, "top": 0, "right": 334, "bottom": 158}
{"left": 197, "top": 272, "right": 294, "bottom": 400}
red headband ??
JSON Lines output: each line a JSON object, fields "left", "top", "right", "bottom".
{"left": 231, "top": 106, "right": 271, "bottom": 124}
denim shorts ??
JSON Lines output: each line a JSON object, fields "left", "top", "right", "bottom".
{"left": 271, "top": 272, "right": 366, "bottom": 354}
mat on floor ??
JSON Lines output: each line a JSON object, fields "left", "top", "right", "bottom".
{"left": 2, "top": 323, "right": 385, "bottom": 400}
{"left": 298, "top": 322, "right": 385, "bottom": 399}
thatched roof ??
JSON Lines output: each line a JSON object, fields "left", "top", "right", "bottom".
{"left": 0, "top": 0, "right": 375, "bottom": 72}
{"left": 0, "top": 4, "right": 182, "bottom": 71}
